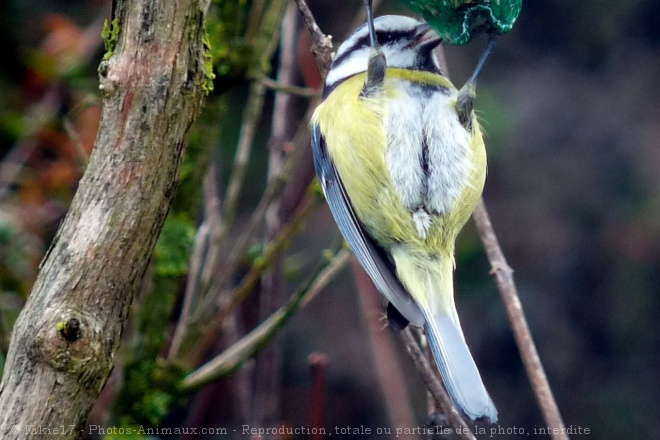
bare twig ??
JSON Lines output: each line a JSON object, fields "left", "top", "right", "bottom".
{"left": 353, "top": 262, "right": 418, "bottom": 438}
{"left": 421, "top": 332, "right": 441, "bottom": 416}
{"left": 62, "top": 117, "right": 89, "bottom": 170}
{"left": 221, "top": 0, "right": 288, "bottom": 233}
{"left": 292, "top": 0, "right": 334, "bottom": 78}
{"left": 252, "top": 3, "right": 301, "bottom": 432}
{"left": 258, "top": 75, "right": 319, "bottom": 97}
{"left": 214, "top": 135, "right": 302, "bottom": 293}
{"left": 221, "top": 80, "right": 267, "bottom": 229}
{"left": 308, "top": 352, "right": 329, "bottom": 440}
{"left": 472, "top": 200, "right": 568, "bottom": 440}
{"left": 0, "top": 88, "right": 61, "bottom": 201}
{"left": 181, "top": 247, "right": 350, "bottom": 389}
{"left": 199, "top": 160, "right": 225, "bottom": 289}
{"left": 0, "top": 12, "right": 107, "bottom": 203}
{"left": 187, "top": 193, "right": 320, "bottom": 366}
{"left": 399, "top": 329, "right": 476, "bottom": 440}
{"left": 170, "top": 102, "right": 319, "bottom": 365}
{"left": 168, "top": 162, "right": 222, "bottom": 360}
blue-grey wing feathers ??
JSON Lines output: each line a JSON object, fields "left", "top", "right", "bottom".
{"left": 312, "top": 124, "right": 424, "bottom": 326}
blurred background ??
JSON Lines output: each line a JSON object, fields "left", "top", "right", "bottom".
{"left": 0, "top": 0, "right": 659, "bottom": 439}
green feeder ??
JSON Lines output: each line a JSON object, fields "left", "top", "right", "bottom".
{"left": 403, "top": 0, "right": 522, "bottom": 45}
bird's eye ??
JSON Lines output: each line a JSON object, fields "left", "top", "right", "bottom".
{"left": 376, "top": 30, "right": 397, "bottom": 45}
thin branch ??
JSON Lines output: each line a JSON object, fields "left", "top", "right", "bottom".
{"left": 170, "top": 102, "right": 320, "bottom": 365}
{"left": 399, "top": 329, "right": 477, "bottom": 440}
{"left": 0, "top": 88, "right": 61, "bottom": 202}
{"left": 308, "top": 352, "right": 329, "bottom": 440}
{"left": 186, "top": 193, "right": 320, "bottom": 366}
{"left": 167, "top": 162, "right": 222, "bottom": 360}
{"left": 168, "top": 223, "right": 209, "bottom": 360}
{"left": 472, "top": 200, "right": 568, "bottom": 440}
{"left": 253, "top": 3, "right": 301, "bottom": 432}
{"left": 199, "top": 159, "right": 225, "bottom": 289}
{"left": 221, "top": 80, "right": 267, "bottom": 228}
{"left": 181, "top": 247, "right": 350, "bottom": 390}
{"left": 0, "top": 13, "right": 106, "bottom": 203}
{"left": 421, "top": 332, "right": 441, "bottom": 416}
{"left": 293, "top": 0, "right": 334, "bottom": 79}
{"left": 62, "top": 117, "right": 90, "bottom": 170}
{"left": 200, "top": 101, "right": 318, "bottom": 300}
{"left": 258, "top": 75, "right": 319, "bottom": 97}
{"left": 353, "top": 262, "right": 418, "bottom": 438}
{"left": 221, "top": 0, "right": 288, "bottom": 233}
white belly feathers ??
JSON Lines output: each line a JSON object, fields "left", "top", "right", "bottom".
{"left": 384, "top": 81, "right": 473, "bottom": 238}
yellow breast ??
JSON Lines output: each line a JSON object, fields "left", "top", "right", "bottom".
{"left": 312, "top": 69, "right": 486, "bottom": 254}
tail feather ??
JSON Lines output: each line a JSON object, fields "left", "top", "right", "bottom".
{"left": 392, "top": 247, "right": 497, "bottom": 422}
{"left": 423, "top": 309, "right": 498, "bottom": 422}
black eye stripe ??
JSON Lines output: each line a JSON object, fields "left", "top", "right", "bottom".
{"left": 378, "top": 29, "right": 417, "bottom": 45}
{"left": 331, "top": 29, "right": 417, "bottom": 69}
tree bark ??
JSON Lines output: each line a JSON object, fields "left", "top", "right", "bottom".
{"left": 0, "top": 1, "right": 209, "bottom": 438}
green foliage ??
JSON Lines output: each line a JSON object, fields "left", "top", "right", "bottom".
{"left": 0, "top": 112, "right": 27, "bottom": 140}
{"left": 113, "top": 276, "right": 188, "bottom": 427}
{"left": 310, "top": 179, "right": 325, "bottom": 202}
{"left": 246, "top": 243, "right": 265, "bottom": 263}
{"left": 207, "top": 0, "right": 252, "bottom": 82}
{"left": 154, "top": 217, "right": 195, "bottom": 277}
{"left": 0, "top": 220, "right": 11, "bottom": 245}
{"left": 404, "top": 0, "right": 523, "bottom": 44}
{"left": 0, "top": 218, "right": 37, "bottom": 297}
{"left": 101, "top": 18, "right": 120, "bottom": 61}
{"left": 112, "top": 234, "right": 191, "bottom": 428}
{"left": 114, "top": 357, "right": 189, "bottom": 428}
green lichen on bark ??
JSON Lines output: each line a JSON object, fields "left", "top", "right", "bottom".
{"left": 101, "top": 18, "right": 120, "bottom": 60}
{"left": 202, "top": 30, "right": 216, "bottom": 95}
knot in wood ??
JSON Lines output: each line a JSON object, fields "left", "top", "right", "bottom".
{"left": 59, "top": 317, "right": 82, "bottom": 342}
{"left": 36, "top": 308, "right": 112, "bottom": 386}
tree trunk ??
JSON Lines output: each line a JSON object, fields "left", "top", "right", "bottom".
{"left": 0, "top": 1, "right": 210, "bottom": 438}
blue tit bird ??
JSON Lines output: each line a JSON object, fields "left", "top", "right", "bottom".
{"left": 311, "top": 14, "right": 498, "bottom": 422}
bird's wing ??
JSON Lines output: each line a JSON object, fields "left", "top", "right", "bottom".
{"left": 312, "top": 124, "right": 424, "bottom": 326}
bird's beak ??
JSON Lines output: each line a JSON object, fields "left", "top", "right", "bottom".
{"left": 414, "top": 23, "right": 443, "bottom": 54}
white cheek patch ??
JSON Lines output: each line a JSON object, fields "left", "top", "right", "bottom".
{"left": 382, "top": 49, "right": 417, "bottom": 70}
{"left": 325, "top": 49, "right": 369, "bottom": 88}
